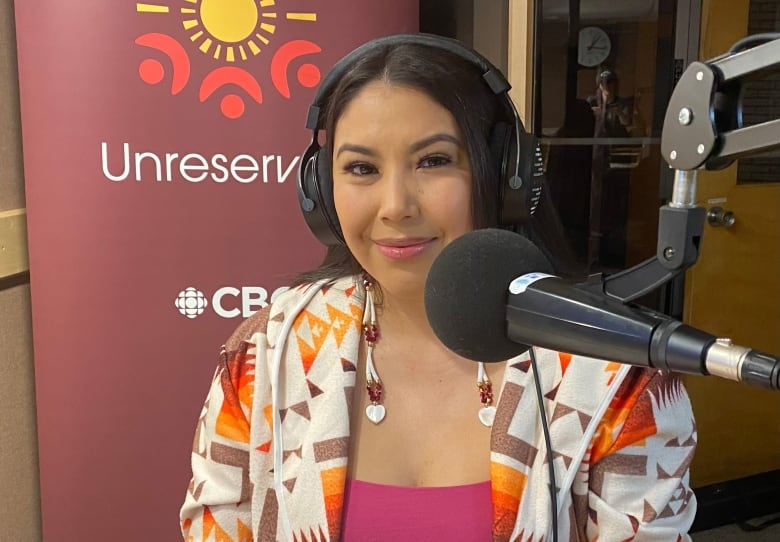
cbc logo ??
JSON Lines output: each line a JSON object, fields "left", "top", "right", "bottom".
{"left": 175, "top": 286, "right": 290, "bottom": 319}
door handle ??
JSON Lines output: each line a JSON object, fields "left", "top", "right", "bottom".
{"left": 707, "top": 206, "right": 736, "bottom": 228}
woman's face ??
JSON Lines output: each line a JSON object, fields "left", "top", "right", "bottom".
{"left": 331, "top": 80, "right": 474, "bottom": 298}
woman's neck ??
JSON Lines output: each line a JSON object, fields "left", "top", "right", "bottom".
{"left": 375, "top": 288, "right": 431, "bottom": 338}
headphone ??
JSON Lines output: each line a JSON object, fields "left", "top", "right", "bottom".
{"left": 296, "top": 33, "right": 544, "bottom": 246}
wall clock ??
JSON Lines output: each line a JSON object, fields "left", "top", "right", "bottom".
{"left": 578, "top": 26, "right": 611, "bottom": 67}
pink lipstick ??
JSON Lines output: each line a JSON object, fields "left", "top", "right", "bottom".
{"left": 374, "top": 238, "right": 435, "bottom": 259}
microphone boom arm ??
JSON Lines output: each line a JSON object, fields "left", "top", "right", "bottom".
{"left": 599, "top": 35, "right": 780, "bottom": 302}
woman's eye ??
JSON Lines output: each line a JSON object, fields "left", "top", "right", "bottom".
{"left": 419, "top": 155, "right": 452, "bottom": 168}
{"left": 344, "top": 162, "right": 377, "bottom": 176}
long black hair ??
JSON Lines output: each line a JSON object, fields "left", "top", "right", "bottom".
{"left": 293, "top": 38, "right": 581, "bottom": 286}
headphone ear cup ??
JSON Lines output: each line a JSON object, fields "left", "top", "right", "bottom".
{"left": 297, "top": 143, "right": 344, "bottom": 245}
{"left": 312, "top": 148, "right": 344, "bottom": 244}
{"left": 489, "top": 121, "right": 518, "bottom": 225}
{"left": 494, "top": 121, "right": 544, "bottom": 226}
{"left": 488, "top": 121, "right": 512, "bottom": 181}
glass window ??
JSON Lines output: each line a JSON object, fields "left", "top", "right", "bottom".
{"left": 536, "top": 0, "right": 678, "bottom": 275}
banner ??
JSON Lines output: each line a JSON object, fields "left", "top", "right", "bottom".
{"left": 14, "top": 1, "right": 417, "bottom": 540}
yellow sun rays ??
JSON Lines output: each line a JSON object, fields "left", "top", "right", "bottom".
{"left": 137, "top": 3, "right": 170, "bottom": 13}
{"left": 286, "top": 13, "right": 316, "bottom": 21}
{"left": 136, "top": 2, "right": 316, "bottom": 62}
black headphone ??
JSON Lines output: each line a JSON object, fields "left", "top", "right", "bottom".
{"left": 296, "top": 33, "right": 544, "bottom": 246}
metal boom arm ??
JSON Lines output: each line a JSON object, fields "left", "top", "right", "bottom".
{"left": 599, "top": 35, "right": 780, "bottom": 302}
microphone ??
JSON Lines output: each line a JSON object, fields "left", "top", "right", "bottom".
{"left": 424, "top": 228, "right": 780, "bottom": 390}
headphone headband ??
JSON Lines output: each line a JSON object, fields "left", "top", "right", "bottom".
{"left": 305, "top": 33, "right": 512, "bottom": 131}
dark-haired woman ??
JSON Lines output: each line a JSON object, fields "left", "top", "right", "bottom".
{"left": 180, "top": 35, "right": 696, "bottom": 541}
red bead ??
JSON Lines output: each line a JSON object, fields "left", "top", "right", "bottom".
{"left": 367, "top": 381, "right": 383, "bottom": 403}
{"left": 478, "top": 380, "right": 494, "bottom": 406}
{"left": 363, "top": 324, "right": 379, "bottom": 344}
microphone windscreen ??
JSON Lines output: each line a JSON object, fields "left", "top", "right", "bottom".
{"left": 424, "top": 228, "right": 553, "bottom": 362}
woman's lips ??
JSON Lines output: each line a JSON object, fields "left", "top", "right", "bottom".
{"left": 374, "top": 238, "right": 435, "bottom": 259}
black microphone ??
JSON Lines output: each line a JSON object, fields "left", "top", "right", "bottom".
{"left": 424, "top": 228, "right": 780, "bottom": 390}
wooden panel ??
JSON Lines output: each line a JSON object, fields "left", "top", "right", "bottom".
{"left": 507, "top": 0, "right": 534, "bottom": 124}
{"left": 683, "top": 183, "right": 780, "bottom": 486}
{"left": 0, "top": 208, "right": 29, "bottom": 280}
{"left": 700, "top": 0, "right": 750, "bottom": 61}
{"left": 682, "top": 0, "right": 780, "bottom": 487}
{"left": 0, "top": 0, "right": 41, "bottom": 539}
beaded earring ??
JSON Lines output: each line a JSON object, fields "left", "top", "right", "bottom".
{"left": 360, "top": 273, "right": 497, "bottom": 427}
{"left": 362, "top": 274, "right": 384, "bottom": 424}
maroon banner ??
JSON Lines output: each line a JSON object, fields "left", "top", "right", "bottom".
{"left": 14, "top": 1, "right": 417, "bottom": 540}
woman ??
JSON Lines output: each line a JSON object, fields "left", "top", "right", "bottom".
{"left": 180, "top": 34, "right": 697, "bottom": 541}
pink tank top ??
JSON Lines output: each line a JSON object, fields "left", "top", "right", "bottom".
{"left": 341, "top": 478, "right": 493, "bottom": 541}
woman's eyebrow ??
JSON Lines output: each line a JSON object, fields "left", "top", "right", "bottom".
{"left": 335, "top": 143, "right": 376, "bottom": 158}
{"left": 335, "top": 133, "right": 461, "bottom": 158}
{"left": 409, "top": 133, "right": 461, "bottom": 153}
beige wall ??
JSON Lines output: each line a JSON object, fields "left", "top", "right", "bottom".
{"left": 0, "top": 0, "right": 41, "bottom": 541}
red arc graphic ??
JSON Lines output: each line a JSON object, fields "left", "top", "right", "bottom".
{"left": 271, "top": 40, "right": 322, "bottom": 98}
{"left": 199, "top": 66, "right": 264, "bottom": 119}
{"left": 135, "top": 33, "right": 191, "bottom": 95}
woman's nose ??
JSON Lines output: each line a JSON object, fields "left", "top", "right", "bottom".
{"left": 377, "top": 168, "right": 419, "bottom": 222}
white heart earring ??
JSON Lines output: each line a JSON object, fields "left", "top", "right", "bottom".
{"left": 360, "top": 274, "right": 497, "bottom": 427}
{"left": 362, "top": 274, "right": 385, "bottom": 424}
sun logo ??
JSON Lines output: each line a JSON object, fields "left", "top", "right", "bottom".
{"left": 135, "top": 1, "right": 322, "bottom": 119}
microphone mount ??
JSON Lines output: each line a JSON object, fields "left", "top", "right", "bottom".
{"left": 593, "top": 35, "right": 780, "bottom": 302}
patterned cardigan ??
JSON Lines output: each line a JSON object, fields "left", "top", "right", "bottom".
{"left": 180, "top": 276, "right": 697, "bottom": 541}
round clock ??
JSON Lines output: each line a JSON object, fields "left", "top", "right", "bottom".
{"left": 578, "top": 26, "right": 611, "bottom": 67}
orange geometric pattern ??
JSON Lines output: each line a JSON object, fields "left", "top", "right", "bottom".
{"left": 201, "top": 506, "right": 235, "bottom": 541}
{"left": 325, "top": 303, "right": 356, "bottom": 347}
{"left": 491, "top": 461, "right": 528, "bottom": 539}
{"left": 215, "top": 346, "right": 255, "bottom": 444}
{"left": 321, "top": 466, "right": 347, "bottom": 540}
{"left": 256, "top": 404, "right": 274, "bottom": 453}
{"left": 558, "top": 351, "right": 573, "bottom": 375}
{"left": 590, "top": 370, "right": 656, "bottom": 464}
{"left": 181, "top": 278, "right": 697, "bottom": 541}
{"left": 293, "top": 310, "right": 332, "bottom": 374}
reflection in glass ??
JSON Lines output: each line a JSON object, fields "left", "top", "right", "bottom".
{"left": 537, "top": 0, "right": 675, "bottom": 277}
